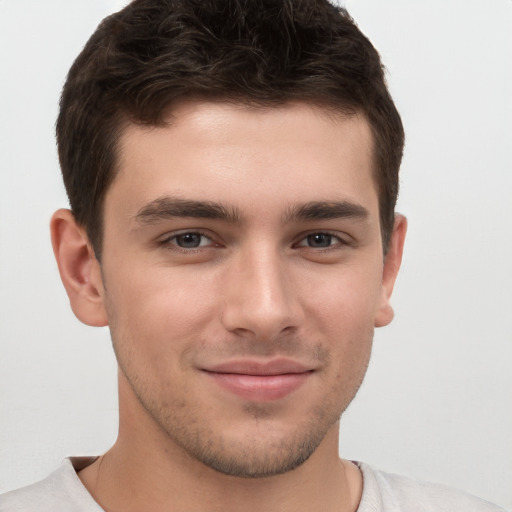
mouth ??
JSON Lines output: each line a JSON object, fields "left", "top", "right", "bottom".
{"left": 201, "top": 359, "right": 314, "bottom": 401}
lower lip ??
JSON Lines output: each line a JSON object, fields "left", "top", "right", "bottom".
{"left": 205, "top": 372, "right": 311, "bottom": 401}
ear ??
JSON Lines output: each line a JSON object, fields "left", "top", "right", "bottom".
{"left": 50, "top": 209, "right": 108, "bottom": 327}
{"left": 374, "top": 214, "right": 407, "bottom": 328}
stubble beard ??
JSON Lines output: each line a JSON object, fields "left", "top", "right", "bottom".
{"left": 116, "top": 355, "right": 369, "bottom": 479}
{"left": 108, "top": 309, "right": 373, "bottom": 479}
{"left": 153, "top": 395, "right": 344, "bottom": 478}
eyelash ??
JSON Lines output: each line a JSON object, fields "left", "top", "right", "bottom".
{"left": 158, "top": 230, "right": 218, "bottom": 253}
{"left": 158, "top": 230, "right": 349, "bottom": 253}
{"left": 293, "top": 231, "right": 349, "bottom": 251}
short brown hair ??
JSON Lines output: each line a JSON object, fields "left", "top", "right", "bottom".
{"left": 56, "top": 0, "right": 404, "bottom": 256}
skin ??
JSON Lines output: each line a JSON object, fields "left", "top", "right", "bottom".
{"left": 51, "top": 101, "right": 406, "bottom": 512}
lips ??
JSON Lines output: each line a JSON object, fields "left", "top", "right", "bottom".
{"left": 202, "top": 359, "right": 313, "bottom": 401}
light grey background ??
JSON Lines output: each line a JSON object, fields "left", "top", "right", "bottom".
{"left": 0, "top": 0, "right": 511, "bottom": 508}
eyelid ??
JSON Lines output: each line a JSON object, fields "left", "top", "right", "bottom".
{"left": 158, "top": 229, "right": 219, "bottom": 250}
{"left": 293, "top": 230, "right": 352, "bottom": 249}
{"left": 155, "top": 228, "right": 353, "bottom": 251}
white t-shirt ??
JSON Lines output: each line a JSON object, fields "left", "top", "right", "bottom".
{"left": 0, "top": 457, "right": 506, "bottom": 512}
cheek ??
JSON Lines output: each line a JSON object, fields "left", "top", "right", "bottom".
{"left": 299, "top": 259, "right": 383, "bottom": 332}
{"left": 297, "top": 262, "right": 380, "bottom": 385}
{"left": 104, "top": 265, "right": 220, "bottom": 363}
{"left": 111, "top": 261, "right": 218, "bottom": 318}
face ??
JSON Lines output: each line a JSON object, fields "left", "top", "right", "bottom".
{"left": 96, "top": 101, "right": 400, "bottom": 477}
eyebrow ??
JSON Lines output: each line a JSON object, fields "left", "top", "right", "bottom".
{"left": 133, "top": 196, "right": 242, "bottom": 225}
{"left": 282, "top": 200, "right": 370, "bottom": 223}
{"left": 133, "top": 196, "right": 369, "bottom": 227}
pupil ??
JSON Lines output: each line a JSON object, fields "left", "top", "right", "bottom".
{"left": 308, "top": 234, "right": 331, "bottom": 247}
{"left": 177, "top": 233, "right": 201, "bottom": 248}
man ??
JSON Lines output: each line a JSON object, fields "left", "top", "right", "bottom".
{"left": 0, "top": 0, "right": 506, "bottom": 511}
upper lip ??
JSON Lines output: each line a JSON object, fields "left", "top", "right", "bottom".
{"left": 203, "top": 358, "right": 312, "bottom": 376}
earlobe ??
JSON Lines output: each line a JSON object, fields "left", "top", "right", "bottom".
{"left": 374, "top": 214, "right": 407, "bottom": 328}
{"left": 50, "top": 209, "right": 108, "bottom": 327}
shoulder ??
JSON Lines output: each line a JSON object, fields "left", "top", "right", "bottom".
{"left": 356, "top": 462, "right": 507, "bottom": 512}
{"left": 0, "top": 458, "right": 102, "bottom": 512}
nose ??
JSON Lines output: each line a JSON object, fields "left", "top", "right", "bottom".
{"left": 220, "top": 244, "right": 303, "bottom": 340}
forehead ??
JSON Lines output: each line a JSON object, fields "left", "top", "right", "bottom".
{"left": 110, "top": 101, "right": 378, "bottom": 221}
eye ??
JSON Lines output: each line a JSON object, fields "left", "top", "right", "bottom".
{"left": 164, "top": 232, "right": 214, "bottom": 249}
{"left": 295, "top": 232, "right": 344, "bottom": 249}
